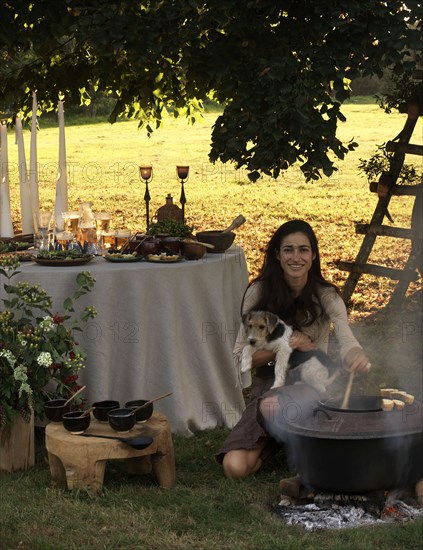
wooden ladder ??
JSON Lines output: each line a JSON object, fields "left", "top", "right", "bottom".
{"left": 338, "top": 102, "right": 423, "bottom": 308}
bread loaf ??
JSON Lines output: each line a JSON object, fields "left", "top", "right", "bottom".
{"left": 404, "top": 393, "right": 415, "bottom": 404}
{"left": 380, "top": 388, "right": 415, "bottom": 404}
{"left": 392, "top": 399, "right": 405, "bottom": 410}
{"left": 380, "top": 388, "right": 397, "bottom": 398}
{"left": 382, "top": 399, "right": 394, "bottom": 411}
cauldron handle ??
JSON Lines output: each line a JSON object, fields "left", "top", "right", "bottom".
{"left": 313, "top": 407, "right": 332, "bottom": 420}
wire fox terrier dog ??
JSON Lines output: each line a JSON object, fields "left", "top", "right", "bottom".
{"left": 240, "top": 310, "right": 339, "bottom": 393}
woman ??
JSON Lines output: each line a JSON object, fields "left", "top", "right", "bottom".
{"left": 216, "top": 220, "right": 370, "bottom": 480}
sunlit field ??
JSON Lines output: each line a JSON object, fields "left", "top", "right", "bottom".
{"left": 5, "top": 101, "right": 422, "bottom": 317}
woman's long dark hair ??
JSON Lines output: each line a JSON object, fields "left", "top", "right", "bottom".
{"left": 243, "top": 220, "right": 340, "bottom": 327}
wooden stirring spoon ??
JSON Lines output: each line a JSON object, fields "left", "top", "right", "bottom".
{"left": 131, "top": 391, "right": 173, "bottom": 413}
{"left": 340, "top": 371, "right": 355, "bottom": 410}
{"left": 64, "top": 385, "right": 86, "bottom": 407}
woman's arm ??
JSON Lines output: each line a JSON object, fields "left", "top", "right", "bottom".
{"left": 320, "top": 287, "right": 371, "bottom": 374}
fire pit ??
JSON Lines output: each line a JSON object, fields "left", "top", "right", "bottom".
{"left": 272, "top": 489, "right": 423, "bottom": 531}
{"left": 269, "top": 387, "right": 423, "bottom": 494}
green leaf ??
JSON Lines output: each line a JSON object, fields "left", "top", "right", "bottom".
{"left": 63, "top": 297, "right": 74, "bottom": 311}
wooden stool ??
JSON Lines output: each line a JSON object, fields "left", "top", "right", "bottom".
{"left": 45, "top": 412, "right": 175, "bottom": 494}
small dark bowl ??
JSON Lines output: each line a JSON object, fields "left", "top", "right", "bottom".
{"left": 195, "top": 231, "right": 235, "bottom": 253}
{"left": 92, "top": 400, "right": 120, "bottom": 422}
{"left": 125, "top": 400, "right": 154, "bottom": 423}
{"left": 140, "top": 238, "right": 161, "bottom": 256}
{"left": 126, "top": 234, "right": 148, "bottom": 253}
{"left": 108, "top": 408, "right": 136, "bottom": 433}
{"left": 62, "top": 411, "right": 91, "bottom": 434}
{"left": 44, "top": 399, "right": 69, "bottom": 422}
{"left": 160, "top": 237, "right": 181, "bottom": 255}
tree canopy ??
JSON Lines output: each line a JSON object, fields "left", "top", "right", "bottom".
{"left": 1, "top": 1, "right": 422, "bottom": 181}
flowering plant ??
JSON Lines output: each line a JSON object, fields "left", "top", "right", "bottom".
{"left": 0, "top": 256, "right": 97, "bottom": 430}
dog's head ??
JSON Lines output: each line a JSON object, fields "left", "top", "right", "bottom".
{"left": 242, "top": 310, "right": 286, "bottom": 346}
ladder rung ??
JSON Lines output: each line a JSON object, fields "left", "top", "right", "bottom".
{"left": 337, "top": 261, "right": 419, "bottom": 281}
{"left": 355, "top": 224, "right": 414, "bottom": 239}
{"left": 386, "top": 141, "right": 423, "bottom": 156}
{"left": 369, "top": 182, "right": 421, "bottom": 196}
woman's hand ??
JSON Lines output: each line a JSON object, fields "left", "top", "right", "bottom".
{"left": 289, "top": 331, "right": 316, "bottom": 351}
{"left": 344, "top": 347, "right": 371, "bottom": 375}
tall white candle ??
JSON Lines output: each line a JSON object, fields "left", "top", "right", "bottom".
{"left": 16, "top": 116, "right": 34, "bottom": 234}
{"left": 0, "top": 122, "right": 14, "bottom": 238}
{"left": 57, "top": 100, "right": 68, "bottom": 210}
{"left": 29, "top": 91, "right": 40, "bottom": 216}
{"left": 54, "top": 174, "right": 64, "bottom": 231}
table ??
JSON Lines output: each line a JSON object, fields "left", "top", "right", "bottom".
{"left": 1, "top": 246, "right": 249, "bottom": 435}
{"left": 45, "top": 412, "right": 175, "bottom": 493}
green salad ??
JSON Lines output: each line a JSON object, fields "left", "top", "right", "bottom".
{"left": 36, "top": 249, "right": 89, "bottom": 260}
{"left": 0, "top": 241, "right": 31, "bottom": 253}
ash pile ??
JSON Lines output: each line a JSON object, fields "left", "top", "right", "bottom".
{"left": 271, "top": 483, "right": 423, "bottom": 531}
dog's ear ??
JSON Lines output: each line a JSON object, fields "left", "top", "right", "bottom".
{"left": 265, "top": 312, "right": 280, "bottom": 333}
{"left": 241, "top": 312, "right": 251, "bottom": 325}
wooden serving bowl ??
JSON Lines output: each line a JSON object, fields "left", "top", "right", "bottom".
{"left": 195, "top": 231, "right": 235, "bottom": 253}
{"left": 181, "top": 241, "right": 206, "bottom": 260}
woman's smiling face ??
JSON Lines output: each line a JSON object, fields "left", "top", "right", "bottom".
{"left": 276, "top": 231, "right": 316, "bottom": 285}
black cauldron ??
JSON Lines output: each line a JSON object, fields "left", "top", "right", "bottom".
{"left": 264, "top": 385, "right": 423, "bottom": 494}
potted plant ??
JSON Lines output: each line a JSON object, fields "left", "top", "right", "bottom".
{"left": 0, "top": 256, "right": 97, "bottom": 472}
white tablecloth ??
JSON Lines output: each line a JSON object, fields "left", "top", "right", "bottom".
{"left": 2, "top": 247, "right": 249, "bottom": 435}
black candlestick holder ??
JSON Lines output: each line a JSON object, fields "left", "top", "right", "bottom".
{"left": 139, "top": 166, "right": 153, "bottom": 230}
{"left": 176, "top": 166, "right": 189, "bottom": 223}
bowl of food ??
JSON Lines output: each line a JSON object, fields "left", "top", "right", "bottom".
{"left": 195, "top": 231, "right": 235, "bottom": 253}
{"left": 125, "top": 399, "right": 154, "bottom": 423}
{"left": 181, "top": 240, "right": 207, "bottom": 260}
{"left": 108, "top": 408, "right": 136, "bottom": 433}
{"left": 92, "top": 400, "right": 120, "bottom": 423}
{"left": 62, "top": 411, "right": 91, "bottom": 434}
{"left": 44, "top": 399, "right": 70, "bottom": 422}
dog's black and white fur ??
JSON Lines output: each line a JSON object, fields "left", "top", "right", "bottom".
{"left": 240, "top": 310, "right": 339, "bottom": 393}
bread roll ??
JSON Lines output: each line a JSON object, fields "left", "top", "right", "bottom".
{"left": 392, "top": 399, "right": 405, "bottom": 410}
{"left": 382, "top": 399, "right": 394, "bottom": 411}
{"left": 404, "top": 393, "right": 415, "bottom": 405}
{"left": 380, "top": 389, "right": 414, "bottom": 404}
{"left": 380, "top": 388, "right": 397, "bottom": 398}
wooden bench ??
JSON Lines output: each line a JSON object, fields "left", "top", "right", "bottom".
{"left": 45, "top": 412, "right": 175, "bottom": 494}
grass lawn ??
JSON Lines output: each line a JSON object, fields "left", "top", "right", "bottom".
{"left": 1, "top": 100, "right": 422, "bottom": 548}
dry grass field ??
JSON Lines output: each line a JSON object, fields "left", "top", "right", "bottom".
{"left": 5, "top": 101, "right": 422, "bottom": 316}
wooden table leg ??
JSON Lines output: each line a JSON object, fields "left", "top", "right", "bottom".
{"left": 47, "top": 452, "right": 66, "bottom": 484}
{"left": 62, "top": 458, "right": 107, "bottom": 494}
{"left": 152, "top": 448, "right": 176, "bottom": 488}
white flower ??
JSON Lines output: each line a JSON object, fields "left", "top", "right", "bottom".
{"left": 40, "top": 316, "right": 54, "bottom": 332}
{"left": 37, "top": 351, "right": 53, "bottom": 368}
{"left": 0, "top": 349, "right": 16, "bottom": 367}
{"left": 18, "top": 382, "right": 33, "bottom": 397}
{"left": 17, "top": 334, "right": 28, "bottom": 346}
{"left": 13, "top": 364, "right": 28, "bottom": 383}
